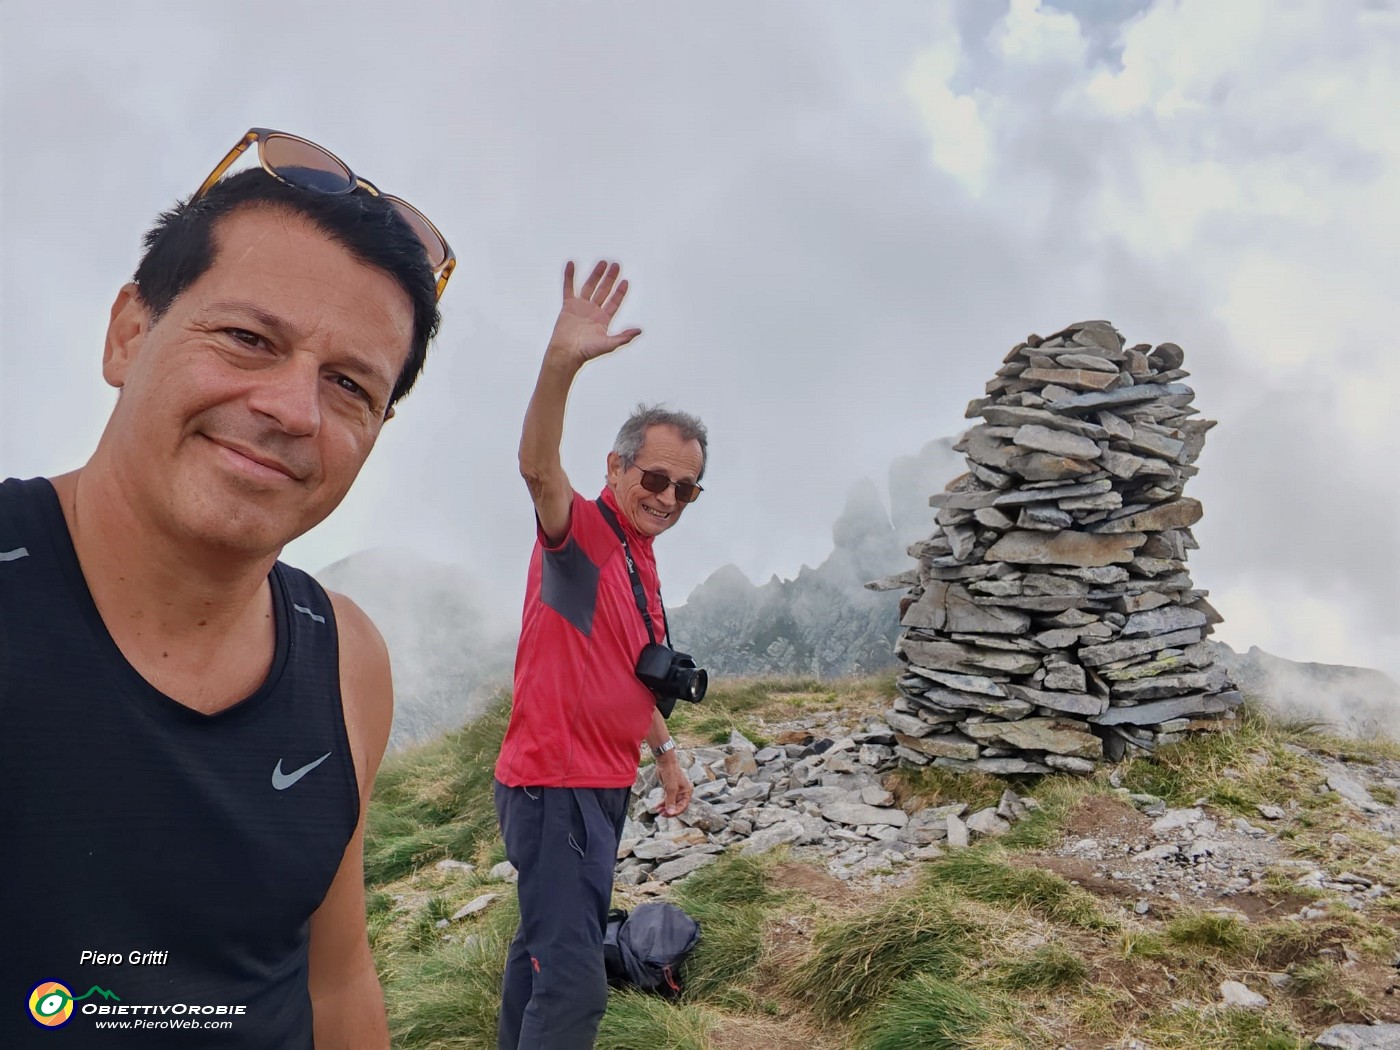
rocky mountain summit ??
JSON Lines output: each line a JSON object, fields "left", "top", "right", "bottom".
{"left": 669, "top": 478, "right": 907, "bottom": 678}
{"left": 877, "top": 320, "right": 1241, "bottom": 775}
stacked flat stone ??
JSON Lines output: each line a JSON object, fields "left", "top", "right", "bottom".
{"left": 877, "top": 320, "right": 1241, "bottom": 775}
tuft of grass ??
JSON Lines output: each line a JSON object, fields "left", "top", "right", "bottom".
{"left": 857, "top": 974, "right": 1000, "bottom": 1050}
{"left": 667, "top": 853, "right": 782, "bottom": 1002}
{"left": 789, "top": 890, "right": 985, "bottom": 1030}
{"left": 998, "top": 776, "right": 1108, "bottom": 851}
{"left": 1165, "top": 911, "right": 1253, "bottom": 957}
{"left": 365, "top": 692, "right": 511, "bottom": 884}
{"left": 595, "top": 991, "right": 716, "bottom": 1050}
{"left": 994, "top": 942, "right": 1090, "bottom": 991}
{"left": 922, "top": 849, "right": 1117, "bottom": 930}
{"left": 1136, "top": 1005, "right": 1304, "bottom": 1050}
{"left": 382, "top": 894, "right": 519, "bottom": 1050}
{"left": 786, "top": 887, "right": 980, "bottom": 1023}
{"left": 1287, "top": 960, "right": 1373, "bottom": 1019}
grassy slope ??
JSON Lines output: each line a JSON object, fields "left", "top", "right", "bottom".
{"left": 366, "top": 677, "right": 1400, "bottom": 1050}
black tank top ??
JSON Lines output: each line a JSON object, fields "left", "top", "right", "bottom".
{"left": 0, "top": 477, "right": 359, "bottom": 1047}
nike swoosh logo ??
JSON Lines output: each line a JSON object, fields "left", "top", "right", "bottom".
{"left": 271, "top": 752, "right": 333, "bottom": 791}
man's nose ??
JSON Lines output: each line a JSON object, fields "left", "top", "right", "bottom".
{"left": 247, "top": 356, "right": 321, "bottom": 437}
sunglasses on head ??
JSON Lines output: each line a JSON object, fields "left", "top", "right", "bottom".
{"left": 628, "top": 460, "right": 703, "bottom": 504}
{"left": 195, "top": 127, "right": 456, "bottom": 300}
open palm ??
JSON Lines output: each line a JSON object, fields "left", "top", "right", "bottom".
{"left": 548, "top": 260, "right": 642, "bottom": 364}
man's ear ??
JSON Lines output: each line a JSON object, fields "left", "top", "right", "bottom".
{"left": 606, "top": 450, "right": 624, "bottom": 484}
{"left": 103, "top": 283, "right": 151, "bottom": 389}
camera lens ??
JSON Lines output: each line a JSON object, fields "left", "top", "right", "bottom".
{"left": 685, "top": 669, "right": 708, "bottom": 703}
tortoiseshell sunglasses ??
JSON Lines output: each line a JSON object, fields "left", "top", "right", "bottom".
{"left": 196, "top": 127, "right": 456, "bottom": 299}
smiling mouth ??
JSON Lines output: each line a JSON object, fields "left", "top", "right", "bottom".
{"left": 205, "top": 436, "right": 300, "bottom": 483}
{"left": 641, "top": 504, "right": 671, "bottom": 521}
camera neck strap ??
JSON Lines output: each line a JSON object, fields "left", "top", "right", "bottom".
{"left": 595, "top": 498, "right": 670, "bottom": 646}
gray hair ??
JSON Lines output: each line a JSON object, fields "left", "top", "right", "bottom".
{"left": 613, "top": 403, "right": 709, "bottom": 481}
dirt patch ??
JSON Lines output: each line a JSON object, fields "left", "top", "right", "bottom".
{"left": 1060, "top": 793, "right": 1154, "bottom": 843}
{"left": 1015, "top": 854, "right": 1143, "bottom": 902}
{"left": 707, "top": 1014, "right": 838, "bottom": 1050}
{"left": 769, "top": 861, "right": 855, "bottom": 906}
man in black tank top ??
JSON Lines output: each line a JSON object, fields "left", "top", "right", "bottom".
{"left": 0, "top": 130, "right": 451, "bottom": 1047}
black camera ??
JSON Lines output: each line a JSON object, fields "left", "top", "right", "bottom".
{"left": 635, "top": 642, "right": 708, "bottom": 718}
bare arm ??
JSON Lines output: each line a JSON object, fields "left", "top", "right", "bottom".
{"left": 520, "top": 260, "right": 642, "bottom": 544}
{"left": 308, "top": 594, "right": 395, "bottom": 1049}
{"left": 645, "top": 707, "right": 692, "bottom": 817}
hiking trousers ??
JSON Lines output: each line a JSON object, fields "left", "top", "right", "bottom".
{"left": 494, "top": 780, "right": 631, "bottom": 1050}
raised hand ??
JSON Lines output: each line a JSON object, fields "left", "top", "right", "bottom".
{"left": 546, "top": 260, "right": 642, "bottom": 365}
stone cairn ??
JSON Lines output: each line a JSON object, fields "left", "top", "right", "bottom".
{"left": 868, "top": 320, "right": 1241, "bottom": 775}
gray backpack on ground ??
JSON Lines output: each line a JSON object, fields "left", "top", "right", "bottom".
{"left": 603, "top": 901, "right": 701, "bottom": 997}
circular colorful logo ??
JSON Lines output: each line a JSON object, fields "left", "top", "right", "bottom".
{"left": 28, "top": 981, "right": 75, "bottom": 1028}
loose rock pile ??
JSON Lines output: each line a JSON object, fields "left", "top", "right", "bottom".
{"left": 871, "top": 320, "right": 1241, "bottom": 774}
{"left": 613, "top": 727, "right": 1026, "bottom": 886}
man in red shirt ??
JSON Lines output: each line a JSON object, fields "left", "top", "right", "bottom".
{"left": 494, "top": 260, "right": 704, "bottom": 1049}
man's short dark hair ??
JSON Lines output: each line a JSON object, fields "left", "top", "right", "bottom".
{"left": 132, "top": 169, "right": 441, "bottom": 408}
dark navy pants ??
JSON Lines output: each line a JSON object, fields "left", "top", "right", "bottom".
{"left": 494, "top": 780, "right": 631, "bottom": 1050}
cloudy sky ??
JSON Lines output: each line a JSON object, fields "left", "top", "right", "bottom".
{"left": 2, "top": 0, "right": 1397, "bottom": 679}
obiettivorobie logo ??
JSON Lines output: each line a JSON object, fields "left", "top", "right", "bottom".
{"left": 28, "top": 981, "right": 119, "bottom": 1028}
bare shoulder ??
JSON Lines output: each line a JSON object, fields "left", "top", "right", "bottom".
{"left": 327, "top": 590, "right": 394, "bottom": 795}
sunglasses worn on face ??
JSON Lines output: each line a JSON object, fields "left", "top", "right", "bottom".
{"left": 195, "top": 127, "right": 456, "bottom": 300}
{"left": 629, "top": 462, "right": 703, "bottom": 504}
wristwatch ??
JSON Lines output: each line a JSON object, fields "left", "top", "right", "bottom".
{"left": 648, "top": 738, "right": 677, "bottom": 757}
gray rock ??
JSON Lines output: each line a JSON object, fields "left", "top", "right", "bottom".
{"left": 1056, "top": 353, "right": 1121, "bottom": 372}
{"left": 946, "top": 812, "right": 970, "bottom": 848}
{"left": 435, "top": 859, "right": 475, "bottom": 874}
{"left": 1092, "top": 691, "right": 1236, "bottom": 725}
{"left": 821, "top": 802, "right": 909, "bottom": 828}
{"left": 892, "top": 745, "right": 931, "bottom": 766}
{"left": 960, "top": 717, "right": 1102, "bottom": 758}
{"left": 1090, "top": 499, "right": 1203, "bottom": 534}
{"left": 649, "top": 853, "right": 718, "bottom": 883}
{"left": 1327, "top": 770, "right": 1385, "bottom": 813}
{"left": 859, "top": 743, "right": 896, "bottom": 767}
{"left": 739, "top": 821, "right": 805, "bottom": 856}
{"left": 1007, "top": 685, "right": 1107, "bottom": 717}
{"left": 729, "top": 730, "right": 757, "bottom": 751}
{"left": 862, "top": 784, "right": 896, "bottom": 807}
{"left": 992, "top": 479, "right": 1113, "bottom": 507}
{"left": 1120, "top": 606, "right": 1209, "bottom": 638}
{"left": 986, "top": 529, "right": 1146, "bottom": 568}
{"left": 1151, "top": 808, "right": 1203, "bottom": 835}
{"left": 886, "top": 711, "right": 938, "bottom": 738}
{"left": 899, "top": 637, "right": 1038, "bottom": 675}
{"left": 965, "top": 808, "right": 1012, "bottom": 837}
{"left": 488, "top": 861, "right": 518, "bottom": 882}
{"left": 677, "top": 799, "right": 728, "bottom": 833}
{"left": 1113, "top": 669, "right": 1225, "bottom": 702}
{"left": 981, "top": 404, "right": 1107, "bottom": 438}
{"left": 451, "top": 893, "right": 498, "bottom": 921}
{"left": 1018, "top": 505, "right": 1075, "bottom": 531}
{"left": 936, "top": 757, "right": 1053, "bottom": 775}
{"left": 894, "top": 731, "right": 982, "bottom": 761}
{"left": 1079, "top": 629, "right": 1205, "bottom": 667}
{"left": 1043, "top": 755, "right": 1097, "bottom": 774}
{"left": 1012, "top": 424, "right": 1103, "bottom": 460}
{"left": 1042, "top": 663, "right": 1088, "bottom": 692}
{"left": 1256, "top": 804, "right": 1287, "bottom": 821}
{"left": 1218, "top": 980, "right": 1267, "bottom": 1011}
{"left": 1313, "top": 1024, "right": 1400, "bottom": 1050}
{"left": 1048, "top": 382, "right": 1193, "bottom": 414}
{"left": 631, "top": 838, "right": 686, "bottom": 861}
